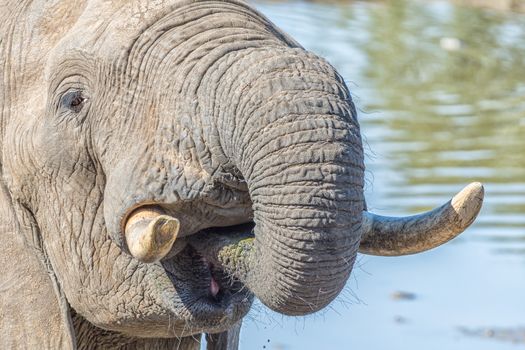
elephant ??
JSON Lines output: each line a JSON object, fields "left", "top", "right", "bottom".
{"left": 0, "top": 0, "right": 484, "bottom": 349}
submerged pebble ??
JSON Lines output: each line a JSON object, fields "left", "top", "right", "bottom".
{"left": 391, "top": 291, "right": 417, "bottom": 301}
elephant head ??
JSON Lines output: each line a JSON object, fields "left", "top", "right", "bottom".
{"left": 0, "top": 0, "right": 484, "bottom": 348}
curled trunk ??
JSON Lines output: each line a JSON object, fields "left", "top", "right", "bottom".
{"left": 212, "top": 48, "right": 365, "bottom": 315}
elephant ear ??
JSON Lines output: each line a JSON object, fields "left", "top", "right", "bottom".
{"left": 0, "top": 182, "right": 75, "bottom": 348}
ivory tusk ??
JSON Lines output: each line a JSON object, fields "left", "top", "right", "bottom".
{"left": 124, "top": 208, "right": 180, "bottom": 263}
{"left": 359, "top": 182, "right": 484, "bottom": 256}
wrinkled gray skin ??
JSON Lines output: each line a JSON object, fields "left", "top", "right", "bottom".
{"left": 0, "top": 0, "right": 473, "bottom": 349}
{"left": 0, "top": 1, "right": 363, "bottom": 347}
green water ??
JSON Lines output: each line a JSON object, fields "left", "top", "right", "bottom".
{"left": 235, "top": 1, "right": 525, "bottom": 349}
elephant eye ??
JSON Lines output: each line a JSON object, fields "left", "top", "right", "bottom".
{"left": 61, "top": 90, "right": 86, "bottom": 113}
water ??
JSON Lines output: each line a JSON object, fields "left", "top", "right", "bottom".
{"left": 218, "top": 1, "right": 525, "bottom": 349}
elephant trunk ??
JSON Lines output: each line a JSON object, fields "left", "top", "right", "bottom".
{"left": 214, "top": 48, "right": 365, "bottom": 315}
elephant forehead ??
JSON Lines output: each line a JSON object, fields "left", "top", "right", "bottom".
{"left": 46, "top": 0, "right": 257, "bottom": 78}
{"left": 46, "top": 1, "right": 174, "bottom": 66}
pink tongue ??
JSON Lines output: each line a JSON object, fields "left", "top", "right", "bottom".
{"left": 210, "top": 276, "right": 220, "bottom": 297}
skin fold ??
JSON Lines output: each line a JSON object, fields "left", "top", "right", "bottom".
{"left": 0, "top": 0, "right": 483, "bottom": 349}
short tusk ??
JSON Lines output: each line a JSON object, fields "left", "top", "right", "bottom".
{"left": 124, "top": 208, "right": 180, "bottom": 263}
{"left": 359, "top": 182, "right": 484, "bottom": 256}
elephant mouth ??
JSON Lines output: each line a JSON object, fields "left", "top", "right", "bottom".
{"left": 165, "top": 245, "right": 247, "bottom": 301}
{"left": 118, "top": 203, "right": 254, "bottom": 332}
{"left": 157, "top": 225, "right": 255, "bottom": 332}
